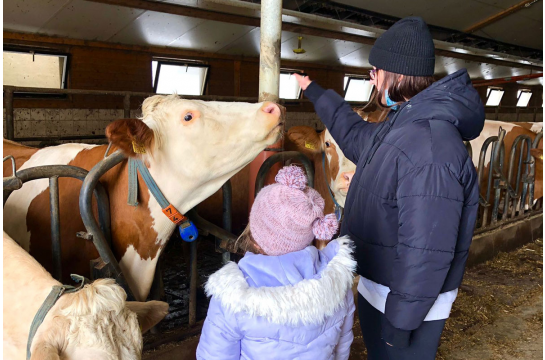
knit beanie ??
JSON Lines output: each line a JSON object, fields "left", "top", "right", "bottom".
{"left": 369, "top": 16, "right": 435, "bottom": 76}
{"left": 250, "top": 165, "right": 339, "bottom": 256}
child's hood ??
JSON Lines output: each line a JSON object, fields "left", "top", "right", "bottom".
{"left": 204, "top": 236, "right": 356, "bottom": 326}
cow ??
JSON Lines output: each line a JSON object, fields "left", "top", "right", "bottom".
{"left": 469, "top": 120, "right": 543, "bottom": 217}
{"left": 3, "top": 231, "right": 169, "bottom": 360}
{"left": 3, "top": 95, "right": 283, "bottom": 302}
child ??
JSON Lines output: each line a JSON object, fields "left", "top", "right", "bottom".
{"left": 196, "top": 165, "right": 356, "bottom": 360}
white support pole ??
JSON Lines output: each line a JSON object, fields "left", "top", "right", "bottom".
{"left": 258, "top": 0, "right": 282, "bottom": 102}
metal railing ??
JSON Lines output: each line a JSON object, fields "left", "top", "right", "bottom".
{"left": 475, "top": 127, "right": 543, "bottom": 232}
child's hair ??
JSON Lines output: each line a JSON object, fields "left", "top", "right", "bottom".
{"left": 234, "top": 225, "right": 266, "bottom": 255}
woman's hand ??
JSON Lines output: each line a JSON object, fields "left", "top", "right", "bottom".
{"left": 294, "top": 73, "right": 312, "bottom": 91}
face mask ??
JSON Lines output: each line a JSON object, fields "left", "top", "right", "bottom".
{"left": 385, "top": 89, "right": 397, "bottom": 107}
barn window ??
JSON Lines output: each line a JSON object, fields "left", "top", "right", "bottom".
{"left": 3, "top": 49, "right": 68, "bottom": 96}
{"left": 152, "top": 59, "right": 209, "bottom": 96}
{"left": 486, "top": 87, "right": 504, "bottom": 106}
{"left": 517, "top": 90, "right": 532, "bottom": 107}
{"left": 279, "top": 71, "right": 303, "bottom": 99}
{"left": 344, "top": 75, "right": 374, "bottom": 102}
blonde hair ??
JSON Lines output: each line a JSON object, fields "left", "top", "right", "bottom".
{"left": 234, "top": 225, "right": 266, "bottom": 255}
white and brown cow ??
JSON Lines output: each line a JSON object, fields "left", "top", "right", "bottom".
{"left": 3, "top": 231, "right": 169, "bottom": 360}
{"left": 3, "top": 95, "right": 283, "bottom": 301}
{"left": 470, "top": 120, "right": 543, "bottom": 213}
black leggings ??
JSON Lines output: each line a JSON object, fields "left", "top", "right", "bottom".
{"left": 358, "top": 294, "right": 446, "bottom": 360}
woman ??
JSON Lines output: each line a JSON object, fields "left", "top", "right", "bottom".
{"left": 295, "top": 17, "right": 484, "bottom": 360}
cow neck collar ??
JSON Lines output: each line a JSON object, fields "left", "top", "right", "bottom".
{"left": 127, "top": 156, "right": 198, "bottom": 242}
{"left": 321, "top": 151, "right": 343, "bottom": 221}
{"left": 27, "top": 275, "right": 88, "bottom": 360}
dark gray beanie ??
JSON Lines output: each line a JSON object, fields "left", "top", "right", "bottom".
{"left": 369, "top": 17, "right": 435, "bottom": 76}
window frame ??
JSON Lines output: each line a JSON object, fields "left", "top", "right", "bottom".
{"left": 152, "top": 59, "right": 210, "bottom": 96}
{"left": 343, "top": 74, "right": 374, "bottom": 103}
{"left": 485, "top": 87, "right": 505, "bottom": 107}
{"left": 3, "top": 46, "right": 70, "bottom": 99}
{"left": 279, "top": 69, "right": 303, "bottom": 100}
{"left": 516, "top": 89, "right": 532, "bottom": 107}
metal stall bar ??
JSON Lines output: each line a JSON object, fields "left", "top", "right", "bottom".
{"left": 3, "top": 164, "right": 111, "bottom": 283}
{"left": 219, "top": 180, "right": 233, "bottom": 264}
{"left": 255, "top": 151, "right": 315, "bottom": 196}
{"left": 503, "top": 135, "right": 530, "bottom": 219}
{"left": 477, "top": 134, "right": 501, "bottom": 229}
{"left": 79, "top": 150, "right": 135, "bottom": 300}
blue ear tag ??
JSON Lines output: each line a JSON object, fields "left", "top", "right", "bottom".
{"left": 178, "top": 220, "right": 199, "bottom": 242}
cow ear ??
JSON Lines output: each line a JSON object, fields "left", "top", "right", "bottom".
{"left": 126, "top": 300, "right": 169, "bottom": 334}
{"left": 30, "top": 341, "right": 61, "bottom": 360}
{"left": 106, "top": 119, "right": 155, "bottom": 157}
{"left": 286, "top": 126, "right": 322, "bottom": 156}
{"left": 531, "top": 148, "right": 543, "bottom": 162}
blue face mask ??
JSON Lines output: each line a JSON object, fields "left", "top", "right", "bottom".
{"left": 385, "top": 89, "right": 397, "bottom": 107}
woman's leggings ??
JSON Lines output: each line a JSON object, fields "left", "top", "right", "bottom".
{"left": 358, "top": 294, "right": 446, "bottom": 360}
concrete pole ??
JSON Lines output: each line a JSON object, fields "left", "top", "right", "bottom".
{"left": 248, "top": 0, "right": 283, "bottom": 210}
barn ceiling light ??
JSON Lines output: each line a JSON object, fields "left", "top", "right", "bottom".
{"left": 293, "top": 36, "right": 306, "bottom": 54}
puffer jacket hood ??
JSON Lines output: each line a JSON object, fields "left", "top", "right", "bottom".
{"left": 197, "top": 237, "right": 357, "bottom": 360}
{"left": 405, "top": 69, "right": 485, "bottom": 141}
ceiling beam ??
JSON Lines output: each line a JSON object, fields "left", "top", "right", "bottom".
{"left": 471, "top": 73, "right": 543, "bottom": 87}
{"left": 465, "top": 0, "right": 540, "bottom": 33}
{"left": 49, "top": 0, "right": 540, "bottom": 71}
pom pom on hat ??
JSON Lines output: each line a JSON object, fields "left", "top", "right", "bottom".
{"left": 312, "top": 214, "right": 339, "bottom": 241}
{"left": 275, "top": 165, "right": 307, "bottom": 190}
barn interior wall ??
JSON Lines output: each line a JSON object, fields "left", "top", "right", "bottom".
{"left": 3, "top": 34, "right": 542, "bottom": 141}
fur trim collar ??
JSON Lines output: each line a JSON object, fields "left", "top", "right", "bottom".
{"left": 204, "top": 236, "right": 356, "bottom": 326}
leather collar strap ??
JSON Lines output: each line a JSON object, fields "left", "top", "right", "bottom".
{"left": 27, "top": 275, "right": 88, "bottom": 360}
{"left": 321, "top": 152, "right": 343, "bottom": 222}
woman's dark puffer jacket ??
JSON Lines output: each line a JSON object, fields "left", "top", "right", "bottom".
{"left": 305, "top": 69, "right": 485, "bottom": 345}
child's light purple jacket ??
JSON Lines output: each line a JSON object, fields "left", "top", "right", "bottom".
{"left": 196, "top": 236, "right": 356, "bottom": 360}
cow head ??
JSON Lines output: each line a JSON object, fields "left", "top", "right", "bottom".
{"left": 286, "top": 126, "right": 356, "bottom": 207}
{"left": 30, "top": 279, "right": 168, "bottom": 360}
{"left": 106, "top": 95, "right": 284, "bottom": 212}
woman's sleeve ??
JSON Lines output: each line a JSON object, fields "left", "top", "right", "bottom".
{"left": 335, "top": 290, "right": 356, "bottom": 360}
{"left": 196, "top": 297, "right": 241, "bottom": 360}
{"left": 304, "top": 82, "right": 378, "bottom": 164}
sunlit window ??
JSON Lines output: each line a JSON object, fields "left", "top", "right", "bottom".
{"left": 517, "top": 90, "right": 532, "bottom": 107}
{"left": 486, "top": 88, "right": 504, "bottom": 106}
{"left": 152, "top": 60, "right": 209, "bottom": 95}
{"left": 3, "top": 50, "right": 68, "bottom": 90}
{"left": 279, "top": 71, "right": 302, "bottom": 99}
{"left": 344, "top": 76, "right": 374, "bottom": 102}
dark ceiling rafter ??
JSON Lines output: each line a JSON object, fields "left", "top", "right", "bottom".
{"left": 465, "top": 0, "right": 541, "bottom": 33}
{"left": 85, "top": 0, "right": 543, "bottom": 69}
{"left": 258, "top": 0, "right": 543, "bottom": 61}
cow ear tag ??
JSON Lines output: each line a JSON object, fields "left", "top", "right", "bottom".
{"left": 178, "top": 221, "right": 199, "bottom": 242}
{"left": 305, "top": 142, "right": 315, "bottom": 149}
{"left": 132, "top": 141, "right": 147, "bottom": 154}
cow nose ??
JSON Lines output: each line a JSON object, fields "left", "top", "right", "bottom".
{"left": 261, "top": 102, "right": 281, "bottom": 117}
{"left": 342, "top": 171, "right": 354, "bottom": 186}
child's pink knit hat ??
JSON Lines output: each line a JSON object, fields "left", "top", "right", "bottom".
{"left": 250, "top": 165, "right": 339, "bottom": 256}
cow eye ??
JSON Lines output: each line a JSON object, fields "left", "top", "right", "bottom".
{"left": 184, "top": 113, "right": 193, "bottom": 121}
{"left": 325, "top": 141, "right": 331, "bottom": 148}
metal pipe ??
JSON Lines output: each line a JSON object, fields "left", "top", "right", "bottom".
{"left": 258, "top": 0, "right": 282, "bottom": 103}
{"left": 221, "top": 180, "right": 232, "bottom": 264}
{"left": 477, "top": 135, "right": 499, "bottom": 228}
{"left": 49, "top": 176, "right": 62, "bottom": 281}
{"left": 188, "top": 239, "right": 198, "bottom": 326}
{"left": 5, "top": 87, "right": 14, "bottom": 140}
{"left": 79, "top": 150, "right": 135, "bottom": 300}
{"left": 255, "top": 151, "right": 315, "bottom": 196}
{"left": 124, "top": 94, "right": 131, "bottom": 118}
